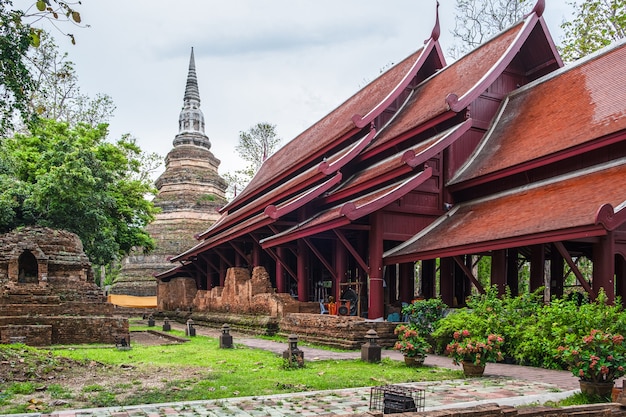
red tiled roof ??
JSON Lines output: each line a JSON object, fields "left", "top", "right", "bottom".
{"left": 223, "top": 43, "right": 435, "bottom": 212}
{"left": 261, "top": 168, "right": 433, "bottom": 248}
{"left": 365, "top": 21, "right": 526, "bottom": 154}
{"left": 385, "top": 159, "right": 626, "bottom": 263}
{"left": 451, "top": 40, "right": 626, "bottom": 185}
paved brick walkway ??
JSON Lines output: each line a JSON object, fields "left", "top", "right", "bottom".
{"left": 27, "top": 322, "right": 589, "bottom": 417}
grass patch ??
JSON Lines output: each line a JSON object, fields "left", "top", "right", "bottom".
{"left": 544, "top": 391, "right": 612, "bottom": 406}
{"left": 53, "top": 333, "right": 460, "bottom": 404}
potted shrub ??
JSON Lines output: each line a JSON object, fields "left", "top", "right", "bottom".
{"left": 393, "top": 324, "right": 430, "bottom": 367}
{"left": 445, "top": 329, "right": 504, "bottom": 376}
{"left": 556, "top": 329, "right": 626, "bottom": 397}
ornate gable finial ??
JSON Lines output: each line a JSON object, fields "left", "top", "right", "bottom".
{"left": 427, "top": 1, "right": 441, "bottom": 43}
{"left": 525, "top": 0, "right": 545, "bottom": 18}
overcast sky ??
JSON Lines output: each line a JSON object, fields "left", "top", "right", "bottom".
{"left": 19, "top": 0, "right": 573, "bottom": 178}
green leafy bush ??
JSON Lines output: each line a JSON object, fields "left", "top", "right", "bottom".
{"left": 402, "top": 297, "right": 447, "bottom": 337}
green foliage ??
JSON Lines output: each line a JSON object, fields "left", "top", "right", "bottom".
{"left": 393, "top": 323, "right": 431, "bottom": 357}
{"left": 560, "top": 0, "right": 626, "bottom": 62}
{"left": 556, "top": 329, "right": 626, "bottom": 382}
{"left": 0, "top": 119, "right": 158, "bottom": 264}
{"left": 0, "top": 0, "right": 85, "bottom": 134}
{"left": 445, "top": 330, "right": 504, "bottom": 366}
{"left": 402, "top": 297, "right": 447, "bottom": 337}
{"left": 7, "top": 382, "right": 35, "bottom": 395}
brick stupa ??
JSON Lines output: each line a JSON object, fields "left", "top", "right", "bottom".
{"left": 112, "top": 48, "right": 227, "bottom": 296}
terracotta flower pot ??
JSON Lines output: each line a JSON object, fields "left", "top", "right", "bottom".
{"left": 461, "top": 361, "right": 485, "bottom": 377}
{"left": 404, "top": 354, "right": 425, "bottom": 367}
{"left": 579, "top": 380, "right": 614, "bottom": 397}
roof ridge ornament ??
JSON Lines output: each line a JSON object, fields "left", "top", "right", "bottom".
{"left": 426, "top": 1, "right": 440, "bottom": 43}
{"left": 525, "top": 0, "right": 545, "bottom": 18}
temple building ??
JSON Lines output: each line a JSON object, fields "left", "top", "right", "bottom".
{"left": 112, "top": 48, "right": 227, "bottom": 296}
{"left": 156, "top": 0, "right": 626, "bottom": 320}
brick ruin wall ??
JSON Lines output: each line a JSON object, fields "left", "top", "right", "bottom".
{"left": 0, "top": 227, "right": 129, "bottom": 346}
{"left": 156, "top": 266, "right": 399, "bottom": 347}
{"left": 0, "top": 317, "right": 128, "bottom": 346}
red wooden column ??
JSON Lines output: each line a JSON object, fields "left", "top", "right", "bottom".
{"left": 219, "top": 258, "right": 226, "bottom": 287}
{"left": 276, "top": 247, "right": 286, "bottom": 293}
{"left": 398, "top": 263, "right": 415, "bottom": 303}
{"left": 530, "top": 244, "right": 545, "bottom": 292}
{"left": 368, "top": 212, "right": 384, "bottom": 319}
{"left": 616, "top": 254, "right": 626, "bottom": 306}
{"left": 439, "top": 257, "right": 455, "bottom": 306}
{"left": 491, "top": 250, "right": 506, "bottom": 295}
{"left": 297, "top": 239, "right": 309, "bottom": 302}
{"left": 421, "top": 259, "right": 436, "bottom": 299}
{"left": 593, "top": 232, "right": 615, "bottom": 302}
{"left": 550, "top": 244, "right": 564, "bottom": 299}
{"left": 335, "top": 241, "right": 347, "bottom": 302}
{"left": 507, "top": 249, "right": 519, "bottom": 296}
{"left": 252, "top": 243, "right": 261, "bottom": 267}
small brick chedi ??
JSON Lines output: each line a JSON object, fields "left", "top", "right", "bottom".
{"left": 0, "top": 226, "right": 128, "bottom": 346}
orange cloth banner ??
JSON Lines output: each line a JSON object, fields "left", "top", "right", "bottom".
{"left": 107, "top": 294, "right": 157, "bottom": 308}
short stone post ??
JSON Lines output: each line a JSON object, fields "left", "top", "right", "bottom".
{"left": 361, "top": 328, "right": 381, "bottom": 363}
{"left": 282, "top": 334, "right": 304, "bottom": 367}
{"left": 185, "top": 319, "right": 196, "bottom": 336}
{"left": 162, "top": 317, "right": 171, "bottom": 331}
{"left": 147, "top": 314, "right": 155, "bottom": 327}
{"left": 219, "top": 324, "right": 233, "bottom": 348}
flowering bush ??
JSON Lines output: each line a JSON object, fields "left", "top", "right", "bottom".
{"left": 556, "top": 329, "right": 626, "bottom": 383}
{"left": 393, "top": 324, "right": 430, "bottom": 358}
{"left": 445, "top": 329, "right": 504, "bottom": 366}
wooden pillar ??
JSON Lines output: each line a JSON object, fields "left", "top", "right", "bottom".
{"left": 234, "top": 252, "right": 242, "bottom": 268}
{"left": 335, "top": 242, "right": 347, "bottom": 302}
{"left": 387, "top": 265, "right": 398, "bottom": 306}
{"left": 440, "top": 257, "right": 455, "bottom": 306}
{"left": 491, "top": 250, "right": 506, "bottom": 295}
{"left": 219, "top": 257, "right": 226, "bottom": 287}
{"left": 252, "top": 243, "right": 261, "bottom": 267}
{"left": 399, "top": 263, "right": 415, "bottom": 303}
{"left": 593, "top": 233, "right": 615, "bottom": 302}
{"left": 276, "top": 247, "right": 286, "bottom": 293}
{"left": 421, "top": 259, "right": 436, "bottom": 299}
{"left": 550, "top": 244, "right": 564, "bottom": 299}
{"left": 297, "top": 239, "right": 309, "bottom": 302}
{"left": 507, "top": 248, "right": 519, "bottom": 296}
{"left": 616, "top": 254, "right": 626, "bottom": 307}
{"left": 530, "top": 244, "right": 545, "bottom": 292}
{"left": 368, "top": 212, "right": 385, "bottom": 320}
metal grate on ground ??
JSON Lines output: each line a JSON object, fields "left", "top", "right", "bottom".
{"left": 370, "top": 385, "right": 426, "bottom": 414}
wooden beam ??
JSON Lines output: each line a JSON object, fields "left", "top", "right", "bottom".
{"left": 229, "top": 241, "right": 248, "bottom": 262}
{"left": 263, "top": 247, "right": 298, "bottom": 280}
{"left": 554, "top": 241, "right": 596, "bottom": 298}
{"left": 333, "top": 229, "right": 370, "bottom": 273}
{"left": 303, "top": 238, "right": 337, "bottom": 280}
{"left": 453, "top": 256, "right": 485, "bottom": 294}
{"left": 199, "top": 253, "right": 220, "bottom": 274}
{"left": 214, "top": 249, "right": 232, "bottom": 268}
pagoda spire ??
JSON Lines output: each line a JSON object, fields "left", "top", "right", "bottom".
{"left": 174, "top": 47, "right": 211, "bottom": 149}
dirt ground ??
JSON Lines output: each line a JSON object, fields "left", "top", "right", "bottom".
{"left": 0, "top": 332, "right": 209, "bottom": 414}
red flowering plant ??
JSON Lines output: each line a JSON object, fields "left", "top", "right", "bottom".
{"left": 445, "top": 329, "right": 504, "bottom": 366}
{"left": 556, "top": 329, "right": 626, "bottom": 383}
{"left": 393, "top": 324, "right": 430, "bottom": 358}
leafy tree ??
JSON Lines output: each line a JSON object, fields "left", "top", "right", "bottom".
{"left": 226, "top": 122, "right": 281, "bottom": 198}
{"left": 560, "top": 0, "right": 626, "bottom": 62}
{"left": 0, "top": 118, "right": 158, "bottom": 265}
{"left": 25, "top": 32, "right": 115, "bottom": 127}
{"left": 0, "top": 0, "right": 84, "bottom": 134}
{"left": 449, "top": 0, "right": 534, "bottom": 58}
